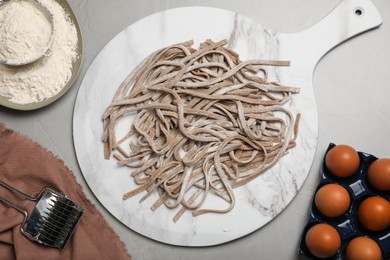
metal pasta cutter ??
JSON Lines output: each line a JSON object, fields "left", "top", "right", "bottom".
{"left": 0, "top": 181, "right": 83, "bottom": 249}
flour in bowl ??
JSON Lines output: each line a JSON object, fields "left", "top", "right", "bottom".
{"left": 0, "top": 0, "right": 78, "bottom": 105}
{"left": 0, "top": 0, "right": 53, "bottom": 64}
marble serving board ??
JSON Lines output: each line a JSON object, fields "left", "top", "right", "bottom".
{"left": 73, "top": 0, "right": 381, "bottom": 246}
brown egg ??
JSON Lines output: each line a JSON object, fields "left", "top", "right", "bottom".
{"left": 358, "top": 196, "right": 390, "bottom": 231}
{"left": 305, "top": 223, "right": 341, "bottom": 258}
{"left": 315, "top": 183, "right": 350, "bottom": 217}
{"left": 346, "top": 236, "right": 382, "bottom": 260}
{"left": 367, "top": 158, "right": 390, "bottom": 191}
{"left": 325, "top": 145, "right": 360, "bottom": 177}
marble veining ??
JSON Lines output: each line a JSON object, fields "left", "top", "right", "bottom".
{"left": 73, "top": 1, "right": 381, "bottom": 246}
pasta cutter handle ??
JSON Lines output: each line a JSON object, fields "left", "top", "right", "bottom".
{"left": 0, "top": 193, "right": 30, "bottom": 235}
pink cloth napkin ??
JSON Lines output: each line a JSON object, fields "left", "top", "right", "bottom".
{"left": 0, "top": 123, "right": 131, "bottom": 259}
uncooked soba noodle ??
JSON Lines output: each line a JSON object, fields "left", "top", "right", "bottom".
{"left": 102, "top": 39, "right": 300, "bottom": 222}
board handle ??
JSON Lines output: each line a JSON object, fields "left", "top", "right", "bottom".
{"left": 280, "top": 0, "right": 382, "bottom": 68}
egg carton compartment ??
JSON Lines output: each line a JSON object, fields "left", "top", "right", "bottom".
{"left": 299, "top": 143, "right": 390, "bottom": 260}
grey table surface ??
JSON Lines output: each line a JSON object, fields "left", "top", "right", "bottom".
{"left": 1, "top": 0, "right": 389, "bottom": 259}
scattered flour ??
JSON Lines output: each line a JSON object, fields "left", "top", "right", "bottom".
{"left": 0, "top": 0, "right": 78, "bottom": 104}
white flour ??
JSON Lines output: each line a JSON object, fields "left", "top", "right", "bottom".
{"left": 0, "top": 0, "right": 52, "bottom": 63}
{"left": 0, "top": 0, "right": 78, "bottom": 104}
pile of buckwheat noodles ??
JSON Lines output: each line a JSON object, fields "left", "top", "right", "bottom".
{"left": 102, "top": 39, "right": 300, "bottom": 222}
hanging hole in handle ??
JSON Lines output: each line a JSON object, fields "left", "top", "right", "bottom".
{"left": 354, "top": 7, "right": 364, "bottom": 16}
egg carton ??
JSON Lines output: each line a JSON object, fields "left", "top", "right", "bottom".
{"left": 299, "top": 143, "right": 390, "bottom": 260}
